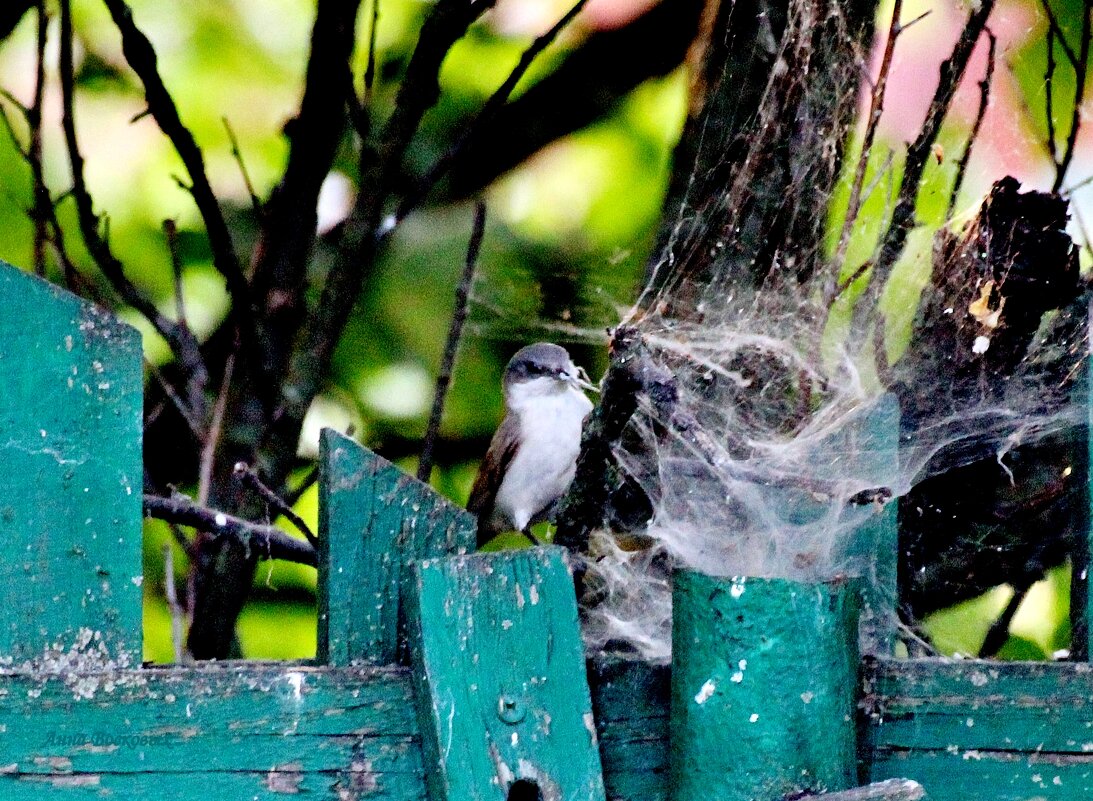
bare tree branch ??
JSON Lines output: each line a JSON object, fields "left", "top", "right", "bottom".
{"left": 144, "top": 494, "right": 317, "bottom": 566}
{"left": 248, "top": 0, "right": 362, "bottom": 392}
{"left": 233, "top": 461, "right": 317, "bottom": 548}
{"left": 1051, "top": 4, "right": 1090, "bottom": 193}
{"left": 857, "top": 0, "right": 996, "bottom": 330}
{"left": 395, "top": 0, "right": 588, "bottom": 223}
{"left": 29, "top": 0, "right": 47, "bottom": 276}
{"left": 59, "top": 0, "right": 209, "bottom": 397}
{"left": 947, "top": 28, "right": 996, "bottom": 219}
{"left": 418, "top": 200, "right": 486, "bottom": 483}
{"left": 102, "top": 0, "right": 259, "bottom": 369}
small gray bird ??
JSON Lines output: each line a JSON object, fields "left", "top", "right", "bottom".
{"left": 468, "top": 343, "right": 595, "bottom": 548}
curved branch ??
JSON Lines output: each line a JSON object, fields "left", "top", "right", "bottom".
{"left": 143, "top": 494, "right": 317, "bottom": 567}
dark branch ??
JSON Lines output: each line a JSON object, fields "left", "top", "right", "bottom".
{"left": 144, "top": 494, "right": 317, "bottom": 567}
{"left": 101, "top": 0, "right": 262, "bottom": 383}
{"left": 396, "top": 0, "right": 588, "bottom": 222}
{"left": 267, "top": 0, "right": 497, "bottom": 487}
{"left": 860, "top": 0, "right": 995, "bottom": 321}
{"left": 233, "top": 461, "right": 318, "bottom": 548}
{"left": 1051, "top": 5, "right": 1090, "bottom": 193}
{"left": 222, "top": 117, "right": 261, "bottom": 217}
{"left": 947, "top": 28, "right": 996, "bottom": 219}
{"left": 418, "top": 200, "right": 486, "bottom": 483}
{"left": 29, "top": 1, "right": 47, "bottom": 276}
{"left": 443, "top": 0, "right": 702, "bottom": 202}
{"left": 59, "top": 0, "right": 209, "bottom": 398}
{"left": 828, "top": 0, "right": 904, "bottom": 293}
{"left": 248, "top": 0, "right": 362, "bottom": 388}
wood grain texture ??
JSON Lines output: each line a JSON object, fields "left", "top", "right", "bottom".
{"left": 670, "top": 573, "right": 859, "bottom": 801}
{"left": 0, "top": 262, "right": 143, "bottom": 664}
{"left": 318, "top": 429, "right": 475, "bottom": 666}
{"left": 864, "top": 657, "right": 1093, "bottom": 799}
{"left": 0, "top": 662, "right": 425, "bottom": 800}
{"left": 588, "top": 657, "right": 669, "bottom": 801}
{"left": 406, "top": 548, "right": 605, "bottom": 801}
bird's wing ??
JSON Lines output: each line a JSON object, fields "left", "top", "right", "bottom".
{"left": 467, "top": 414, "right": 521, "bottom": 547}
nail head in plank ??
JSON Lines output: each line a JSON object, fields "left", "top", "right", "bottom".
{"left": 407, "top": 548, "right": 606, "bottom": 801}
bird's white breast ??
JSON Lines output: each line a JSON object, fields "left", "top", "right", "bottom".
{"left": 495, "top": 383, "right": 593, "bottom": 531}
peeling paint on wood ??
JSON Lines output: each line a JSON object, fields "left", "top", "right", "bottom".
{"left": 0, "top": 262, "right": 143, "bottom": 664}
{"left": 407, "top": 549, "right": 605, "bottom": 801}
{"left": 318, "top": 429, "right": 475, "bottom": 666}
{"left": 864, "top": 657, "right": 1093, "bottom": 799}
{"left": 0, "top": 663, "right": 424, "bottom": 799}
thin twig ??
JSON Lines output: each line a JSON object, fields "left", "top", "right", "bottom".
{"left": 233, "top": 462, "right": 318, "bottom": 547}
{"left": 168, "top": 522, "right": 196, "bottom": 560}
{"left": 144, "top": 494, "right": 317, "bottom": 566}
{"left": 285, "top": 464, "right": 320, "bottom": 508}
{"left": 947, "top": 28, "right": 996, "bottom": 219}
{"left": 395, "top": 0, "right": 588, "bottom": 223}
{"left": 198, "top": 353, "right": 235, "bottom": 506}
{"left": 1051, "top": 4, "right": 1090, "bottom": 193}
{"left": 418, "top": 200, "right": 486, "bottom": 483}
{"left": 859, "top": 0, "right": 996, "bottom": 322}
{"left": 163, "top": 544, "right": 186, "bottom": 663}
{"left": 222, "top": 117, "right": 261, "bottom": 217}
{"left": 829, "top": 0, "right": 903, "bottom": 292}
{"left": 29, "top": 0, "right": 48, "bottom": 276}
{"left": 145, "top": 358, "right": 205, "bottom": 442}
{"left": 1038, "top": 0, "right": 1079, "bottom": 68}
{"left": 164, "top": 219, "right": 187, "bottom": 325}
{"left": 1045, "top": 22, "right": 1059, "bottom": 166}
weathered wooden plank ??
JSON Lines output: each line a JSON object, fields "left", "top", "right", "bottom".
{"left": 318, "top": 429, "right": 475, "bottom": 666}
{"left": 0, "top": 262, "right": 143, "bottom": 664}
{"left": 406, "top": 548, "right": 605, "bottom": 801}
{"left": 864, "top": 658, "right": 1093, "bottom": 753}
{"left": 869, "top": 750, "right": 1093, "bottom": 801}
{"left": 0, "top": 663, "right": 426, "bottom": 798}
{"left": 0, "top": 769, "right": 425, "bottom": 801}
{"left": 670, "top": 573, "right": 859, "bottom": 801}
{"left": 589, "top": 657, "right": 669, "bottom": 801}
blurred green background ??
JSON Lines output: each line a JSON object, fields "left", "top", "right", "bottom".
{"left": 0, "top": 0, "right": 1090, "bottom": 662}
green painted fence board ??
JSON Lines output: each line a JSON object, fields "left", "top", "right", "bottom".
{"left": 670, "top": 573, "right": 860, "bottom": 801}
{"left": 0, "top": 262, "right": 143, "bottom": 664}
{"left": 407, "top": 548, "right": 605, "bottom": 801}
{"left": 0, "top": 770, "right": 425, "bottom": 801}
{"left": 0, "top": 663, "right": 425, "bottom": 798}
{"left": 863, "top": 658, "right": 1093, "bottom": 799}
{"left": 588, "top": 658, "right": 669, "bottom": 801}
{"left": 318, "top": 428, "right": 475, "bottom": 666}
{"left": 870, "top": 751, "right": 1092, "bottom": 801}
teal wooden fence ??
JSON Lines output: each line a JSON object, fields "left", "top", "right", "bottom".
{"left": 0, "top": 259, "right": 1088, "bottom": 800}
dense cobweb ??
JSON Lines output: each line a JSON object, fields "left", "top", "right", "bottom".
{"left": 575, "top": 0, "right": 1090, "bottom": 661}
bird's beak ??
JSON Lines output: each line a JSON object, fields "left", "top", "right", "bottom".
{"left": 567, "top": 366, "right": 600, "bottom": 394}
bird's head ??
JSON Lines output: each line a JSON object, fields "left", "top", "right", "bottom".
{"left": 503, "top": 343, "right": 597, "bottom": 406}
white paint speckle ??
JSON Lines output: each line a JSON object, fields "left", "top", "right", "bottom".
{"left": 694, "top": 680, "right": 716, "bottom": 704}
{"left": 972, "top": 335, "right": 990, "bottom": 354}
{"left": 214, "top": 513, "right": 228, "bottom": 527}
{"left": 749, "top": 713, "right": 759, "bottom": 723}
